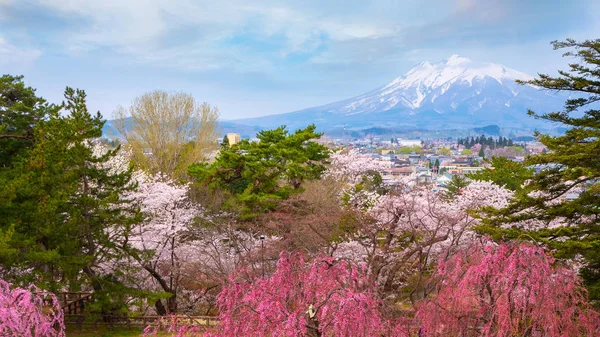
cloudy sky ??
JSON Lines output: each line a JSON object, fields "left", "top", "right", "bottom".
{"left": 1, "top": 0, "right": 598, "bottom": 119}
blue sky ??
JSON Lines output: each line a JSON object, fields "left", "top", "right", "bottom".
{"left": 1, "top": 0, "right": 598, "bottom": 119}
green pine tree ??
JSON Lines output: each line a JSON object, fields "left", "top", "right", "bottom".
{"left": 1, "top": 87, "right": 142, "bottom": 305}
{"left": 189, "top": 124, "right": 330, "bottom": 218}
{"left": 0, "top": 75, "right": 57, "bottom": 168}
{"left": 468, "top": 157, "right": 533, "bottom": 191}
{"left": 444, "top": 175, "right": 469, "bottom": 200}
{"left": 475, "top": 39, "right": 600, "bottom": 301}
{"left": 221, "top": 134, "right": 230, "bottom": 149}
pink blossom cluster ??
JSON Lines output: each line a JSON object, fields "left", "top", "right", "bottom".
{"left": 116, "top": 172, "right": 205, "bottom": 311}
{"left": 0, "top": 280, "right": 65, "bottom": 337}
{"left": 416, "top": 241, "right": 600, "bottom": 337}
{"left": 335, "top": 180, "right": 514, "bottom": 291}
{"left": 325, "top": 148, "right": 388, "bottom": 183}
{"left": 145, "top": 243, "right": 600, "bottom": 337}
{"left": 210, "top": 252, "right": 389, "bottom": 337}
{"left": 114, "top": 171, "right": 271, "bottom": 313}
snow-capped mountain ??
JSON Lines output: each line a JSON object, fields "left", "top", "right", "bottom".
{"left": 233, "top": 55, "right": 566, "bottom": 132}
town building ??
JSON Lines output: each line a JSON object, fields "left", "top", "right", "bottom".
{"left": 226, "top": 133, "right": 241, "bottom": 146}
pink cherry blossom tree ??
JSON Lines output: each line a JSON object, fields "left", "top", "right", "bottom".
{"left": 415, "top": 241, "right": 600, "bottom": 337}
{"left": 114, "top": 170, "right": 268, "bottom": 315}
{"left": 325, "top": 148, "right": 389, "bottom": 183}
{"left": 207, "top": 252, "right": 391, "bottom": 337}
{"left": 325, "top": 148, "right": 395, "bottom": 211}
{"left": 336, "top": 181, "right": 513, "bottom": 299}
{"left": 0, "top": 280, "right": 65, "bottom": 337}
{"left": 117, "top": 172, "right": 201, "bottom": 315}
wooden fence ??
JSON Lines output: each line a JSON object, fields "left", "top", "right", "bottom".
{"left": 37, "top": 292, "right": 219, "bottom": 330}
{"left": 59, "top": 292, "right": 94, "bottom": 315}
{"left": 64, "top": 314, "right": 218, "bottom": 329}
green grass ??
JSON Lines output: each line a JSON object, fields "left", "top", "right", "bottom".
{"left": 66, "top": 326, "right": 146, "bottom": 337}
{"left": 65, "top": 326, "right": 201, "bottom": 337}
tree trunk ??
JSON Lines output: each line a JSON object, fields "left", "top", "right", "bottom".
{"left": 167, "top": 294, "right": 177, "bottom": 313}
{"left": 306, "top": 316, "right": 321, "bottom": 337}
{"left": 155, "top": 300, "right": 167, "bottom": 316}
{"left": 142, "top": 264, "right": 177, "bottom": 315}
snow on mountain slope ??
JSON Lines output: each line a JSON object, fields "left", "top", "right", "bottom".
{"left": 234, "top": 55, "right": 566, "bottom": 131}
{"left": 334, "top": 55, "right": 535, "bottom": 113}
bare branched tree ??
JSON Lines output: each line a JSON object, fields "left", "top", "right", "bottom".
{"left": 114, "top": 90, "right": 219, "bottom": 180}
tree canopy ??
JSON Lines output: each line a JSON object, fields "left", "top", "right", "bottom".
{"left": 188, "top": 125, "right": 329, "bottom": 218}
{"left": 476, "top": 39, "right": 600, "bottom": 301}
{"left": 416, "top": 242, "right": 599, "bottom": 337}
{"left": 0, "top": 87, "right": 141, "bottom": 299}
{"left": 0, "top": 75, "right": 57, "bottom": 168}
{"left": 437, "top": 147, "right": 452, "bottom": 156}
{"left": 468, "top": 157, "right": 533, "bottom": 191}
{"left": 115, "top": 90, "right": 219, "bottom": 181}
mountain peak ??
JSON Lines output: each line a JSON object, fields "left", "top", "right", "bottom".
{"left": 231, "top": 56, "right": 564, "bottom": 133}
{"left": 446, "top": 54, "right": 471, "bottom": 66}
{"left": 341, "top": 55, "right": 537, "bottom": 112}
{"left": 418, "top": 60, "right": 433, "bottom": 67}
{"left": 386, "top": 55, "right": 534, "bottom": 94}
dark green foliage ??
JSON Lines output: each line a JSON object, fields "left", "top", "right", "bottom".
{"left": 188, "top": 125, "right": 329, "bottom": 218}
{"left": 221, "top": 134, "right": 230, "bottom": 149}
{"left": 468, "top": 157, "right": 533, "bottom": 191}
{"left": 0, "top": 87, "right": 142, "bottom": 300}
{"left": 458, "top": 134, "right": 520, "bottom": 150}
{"left": 475, "top": 39, "right": 600, "bottom": 301}
{"left": 444, "top": 175, "right": 469, "bottom": 199}
{"left": 0, "top": 75, "right": 58, "bottom": 168}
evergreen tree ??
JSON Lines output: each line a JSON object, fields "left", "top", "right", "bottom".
{"left": 0, "top": 88, "right": 141, "bottom": 300}
{"left": 189, "top": 124, "right": 330, "bottom": 218}
{"left": 476, "top": 39, "right": 600, "bottom": 301}
{"left": 444, "top": 175, "right": 469, "bottom": 200}
{"left": 434, "top": 158, "right": 440, "bottom": 169}
{"left": 469, "top": 157, "right": 533, "bottom": 191}
{"left": 478, "top": 147, "right": 485, "bottom": 158}
{"left": 0, "top": 75, "right": 57, "bottom": 168}
{"left": 221, "top": 134, "right": 230, "bottom": 149}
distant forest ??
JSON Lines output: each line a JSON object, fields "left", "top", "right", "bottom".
{"left": 457, "top": 135, "right": 520, "bottom": 149}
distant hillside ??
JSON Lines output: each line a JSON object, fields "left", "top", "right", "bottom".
{"left": 102, "top": 118, "right": 263, "bottom": 140}
{"left": 229, "top": 55, "right": 568, "bottom": 134}
{"left": 473, "top": 125, "right": 501, "bottom": 136}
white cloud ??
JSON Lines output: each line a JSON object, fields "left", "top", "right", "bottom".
{"left": 27, "top": 0, "right": 397, "bottom": 68}
{"left": 0, "top": 36, "right": 41, "bottom": 68}
{"left": 4, "top": 0, "right": 593, "bottom": 78}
